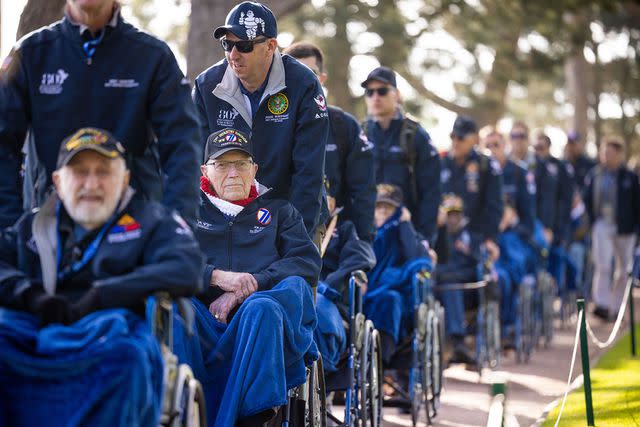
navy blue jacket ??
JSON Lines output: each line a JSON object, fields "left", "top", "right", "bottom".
{"left": 522, "top": 154, "right": 573, "bottom": 245}
{"left": 192, "top": 53, "right": 329, "bottom": 235}
{"left": 501, "top": 159, "right": 536, "bottom": 238}
{"left": 326, "top": 106, "right": 376, "bottom": 241}
{"left": 364, "top": 113, "right": 442, "bottom": 243}
{"left": 440, "top": 149, "right": 504, "bottom": 242}
{"left": 570, "top": 154, "right": 597, "bottom": 191}
{"left": 196, "top": 189, "right": 321, "bottom": 303}
{"left": 584, "top": 166, "right": 640, "bottom": 235}
{"left": 321, "top": 221, "right": 376, "bottom": 299}
{"left": 0, "top": 189, "right": 204, "bottom": 312}
{"left": 0, "top": 13, "right": 202, "bottom": 228}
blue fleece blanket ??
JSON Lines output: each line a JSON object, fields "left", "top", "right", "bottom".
{"left": 365, "top": 257, "right": 432, "bottom": 343}
{"left": 173, "top": 276, "right": 318, "bottom": 427}
{"left": 0, "top": 308, "right": 163, "bottom": 427}
{"left": 314, "top": 283, "right": 347, "bottom": 373}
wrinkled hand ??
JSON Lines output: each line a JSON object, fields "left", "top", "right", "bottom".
{"left": 211, "top": 270, "right": 258, "bottom": 300}
{"left": 209, "top": 292, "right": 241, "bottom": 324}
{"left": 400, "top": 207, "right": 412, "bottom": 223}
{"left": 352, "top": 270, "right": 368, "bottom": 295}
{"left": 484, "top": 240, "right": 500, "bottom": 262}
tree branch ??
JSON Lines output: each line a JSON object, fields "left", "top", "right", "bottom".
{"left": 398, "top": 67, "right": 471, "bottom": 116}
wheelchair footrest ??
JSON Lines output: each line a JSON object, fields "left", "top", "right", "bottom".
{"left": 382, "top": 396, "right": 411, "bottom": 408}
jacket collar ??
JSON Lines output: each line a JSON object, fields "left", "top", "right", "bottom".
{"left": 32, "top": 186, "right": 135, "bottom": 294}
{"left": 212, "top": 50, "right": 287, "bottom": 128}
{"left": 202, "top": 180, "right": 270, "bottom": 218}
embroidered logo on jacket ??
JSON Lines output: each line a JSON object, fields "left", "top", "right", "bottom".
{"left": 108, "top": 214, "right": 142, "bottom": 243}
{"left": 39, "top": 69, "right": 69, "bottom": 95}
{"left": 267, "top": 93, "right": 289, "bottom": 115}
{"left": 256, "top": 208, "right": 272, "bottom": 226}
{"left": 217, "top": 108, "right": 239, "bottom": 127}
{"left": 104, "top": 79, "right": 140, "bottom": 88}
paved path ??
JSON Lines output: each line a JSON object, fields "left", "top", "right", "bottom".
{"left": 378, "top": 289, "right": 639, "bottom": 427}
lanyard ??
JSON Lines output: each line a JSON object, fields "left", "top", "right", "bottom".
{"left": 82, "top": 30, "right": 105, "bottom": 63}
{"left": 56, "top": 203, "right": 118, "bottom": 282}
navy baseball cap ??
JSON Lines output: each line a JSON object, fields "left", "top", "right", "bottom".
{"left": 57, "top": 128, "right": 125, "bottom": 169}
{"left": 205, "top": 128, "right": 253, "bottom": 162}
{"left": 361, "top": 66, "right": 397, "bottom": 88}
{"left": 451, "top": 116, "right": 478, "bottom": 139}
{"left": 213, "top": 2, "right": 277, "bottom": 41}
{"left": 376, "top": 183, "right": 403, "bottom": 208}
{"left": 566, "top": 130, "right": 580, "bottom": 143}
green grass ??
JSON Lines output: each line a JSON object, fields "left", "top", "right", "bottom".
{"left": 542, "top": 325, "right": 640, "bottom": 426}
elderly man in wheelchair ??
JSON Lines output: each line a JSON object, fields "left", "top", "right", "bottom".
{"left": 176, "top": 128, "right": 321, "bottom": 427}
{"left": 0, "top": 128, "right": 204, "bottom": 427}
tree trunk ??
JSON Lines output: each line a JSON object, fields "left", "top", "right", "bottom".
{"left": 17, "top": 0, "right": 66, "bottom": 39}
{"left": 565, "top": 51, "right": 590, "bottom": 139}
{"left": 186, "top": 0, "right": 305, "bottom": 81}
{"left": 324, "top": 1, "right": 354, "bottom": 111}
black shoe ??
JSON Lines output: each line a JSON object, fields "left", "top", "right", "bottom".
{"left": 449, "top": 336, "right": 477, "bottom": 365}
{"left": 236, "top": 407, "right": 277, "bottom": 427}
{"left": 593, "top": 306, "right": 609, "bottom": 321}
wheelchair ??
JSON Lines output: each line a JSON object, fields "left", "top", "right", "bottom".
{"left": 435, "top": 247, "right": 501, "bottom": 376}
{"left": 306, "top": 270, "right": 384, "bottom": 427}
{"left": 279, "top": 271, "right": 382, "bottom": 427}
{"left": 147, "top": 294, "right": 207, "bottom": 427}
{"left": 515, "top": 239, "right": 557, "bottom": 363}
{"left": 382, "top": 267, "right": 445, "bottom": 426}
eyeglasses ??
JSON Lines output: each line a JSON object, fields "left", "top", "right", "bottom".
{"left": 220, "top": 37, "right": 268, "bottom": 53}
{"left": 509, "top": 132, "right": 528, "bottom": 140}
{"left": 365, "top": 87, "right": 391, "bottom": 97}
{"left": 206, "top": 159, "right": 254, "bottom": 172}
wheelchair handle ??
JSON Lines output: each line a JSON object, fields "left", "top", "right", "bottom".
{"left": 350, "top": 270, "right": 368, "bottom": 289}
{"left": 433, "top": 279, "right": 488, "bottom": 292}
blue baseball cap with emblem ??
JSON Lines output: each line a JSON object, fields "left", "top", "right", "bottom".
{"left": 360, "top": 66, "right": 397, "bottom": 88}
{"left": 205, "top": 128, "right": 254, "bottom": 161}
{"left": 213, "top": 1, "right": 277, "bottom": 41}
{"left": 451, "top": 115, "right": 478, "bottom": 139}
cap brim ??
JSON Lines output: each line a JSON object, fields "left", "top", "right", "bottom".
{"left": 361, "top": 77, "right": 394, "bottom": 88}
{"left": 213, "top": 26, "right": 247, "bottom": 40}
{"left": 376, "top": 196, "right": 400, "bottom": 208}
{"left": 58, "top": 146, "right": 122, "bottom": 168}
{"left": 208, "top": 146, "right": 253, "bottom": 161}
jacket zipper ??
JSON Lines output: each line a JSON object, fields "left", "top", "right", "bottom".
{"left": 227, "top": 220, "right": 233, "bottom": 271}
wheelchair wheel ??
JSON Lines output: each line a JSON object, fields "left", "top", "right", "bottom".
{"left": 538, "top": 271, "right": 556, "bottom": 348}
{"left": 486, "top": 300, "right": 501, "bottom": 369}
{"left": 410, "top": 303, "right": 430, "bottom": 427}
{"left": 162, "top": 362, "right": 207, "bottom": 427}
{"left": 359, "top": 320, "right": 377, "bottom": 426}
{"left": 429, "top": 302, "right": 444, "bottom": 416}
{"left": 367, "top": 329, "right": 383, "bottom": 427}
{"left": 517, "top": 281, "right": 535, "bottom": 363}
{"left": 306, "top": 358, "right": 328, "bottom": 427}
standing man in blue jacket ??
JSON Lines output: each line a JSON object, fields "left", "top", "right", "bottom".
{"left": 192, "top": 2, "right": 329, "bottom": 241}
{"left": 0, "top": 0, "right": 201, "bottom": 228}
{"left": 583, "top": 136, "right": 640, "bottom": 320}
{"left": 439, "top": 116, "right": 503, "bottom": 362}
{"left": 284, "top": 41, "right": 377, "bottom": 242}
{"left": 361, "top": 66, "right": 442, "bottom": 244}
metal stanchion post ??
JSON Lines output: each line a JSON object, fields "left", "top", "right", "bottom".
{"left": 630, "top": 276, "right": 637, "bottom": 357}
{"left": 577, "top": 299, "right": 595, "bottom": 426}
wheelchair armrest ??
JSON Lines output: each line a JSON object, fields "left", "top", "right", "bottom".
{"left": 176, "top": 297, "right": 195, "bottom": 337}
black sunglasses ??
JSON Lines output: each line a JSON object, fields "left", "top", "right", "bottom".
{"left": 510, "top": 132, "right": 528, "bottom": 140}
{"left": 220, "top": 37, "right": 268, "bottom": 53}
{"left": 365, "top": 87, "right": 391, "bottom": 97}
